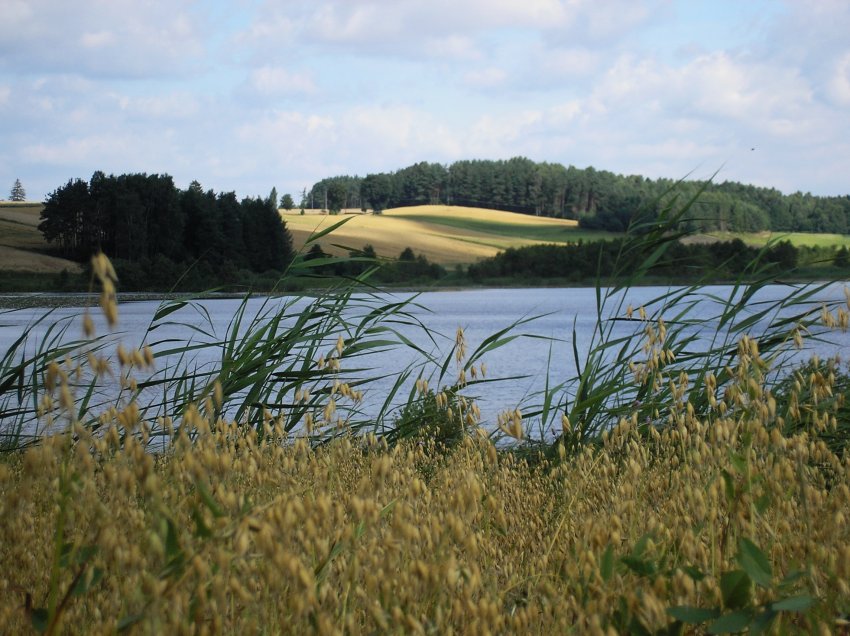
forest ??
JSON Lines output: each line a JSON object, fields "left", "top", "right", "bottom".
{"left": 467, "top": 238, "right": 805, "bottom": 282}
{"left": 309, "top": 157, "right": 850, "bottom": 234}
{"left": 38, "top": 172, "right": 294, "bottom": 288}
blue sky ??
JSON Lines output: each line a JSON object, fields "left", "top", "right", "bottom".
{"left": 1, "top": 0, "right": 849, "bottom": 202}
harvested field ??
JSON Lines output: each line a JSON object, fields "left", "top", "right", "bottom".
{"left": 282, "top": 205, "right": 600, "bottom": 265}
{"left": 0, "top": 203, "right": 82, "bottom": 274}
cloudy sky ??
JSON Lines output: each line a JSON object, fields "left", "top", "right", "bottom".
{"left": 1, "top": 0, "right": 849, "bottom": 202}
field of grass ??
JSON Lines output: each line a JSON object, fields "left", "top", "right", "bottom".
{"left": 685, "top": 230, "right": 850, "bottom": 248}
{"left": 0, "top": 202, "right": 82, "bottom": 274}
{"left": 282, "top": 205, "right": 608, "bottom": 265}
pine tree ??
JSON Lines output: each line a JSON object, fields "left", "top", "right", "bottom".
{"left": 10, "top": 178, "right": 26, "bottom": 202}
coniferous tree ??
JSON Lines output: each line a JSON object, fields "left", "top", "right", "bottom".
{"left": 9, "top": 178, "right": 26, "bottom": 201}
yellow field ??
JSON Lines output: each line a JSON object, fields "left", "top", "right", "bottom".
{"left": 0, "top": 203, "right": 82, "bottom": 274}
{"left": 283, "top": 205, "right": 582, "bottom": 265}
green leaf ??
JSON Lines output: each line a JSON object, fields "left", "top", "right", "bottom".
{"left": 720, "top": 570, "right": 752, "bottom": 610}
{"left": 737, "top": 538, "right": 772, "bottom": 588}
{"left": 165, "top": 518, "right": 181, "bottom": 561}
{"left": 778, "top": 569, "right": 806, "bottom": 588}
{"left": 721, "top": 470, "right": 736, "bottom": 504}
{"left": 749, "top": 609, "right": 777, "bottom": 635}
{"left": 59, "top": 541, "right": 74, "bottom": 568}
{"left": 682, "top": 565, "right": 706, "bottom": 581}
{"left": 621, "top": 556, "right": 656, "bottom": 577}
{"left": 754, "top": 493, "right": 771, "bottom": 514}
{"left": 728, "top": 451, "right": 747, "bottom": 474}
{"left": 632, "top": 532, "right": 652, "bottom": 558}
{"left": 71, "top": 567, "right": 103, "bottom": 597}
{"left": 117, "top": 613, "right": 145, "bottom": 632}
{"left": 30, "top": 608, "right": 49, "bottom": 633}
{"left": 600, "top": 544, "right": 614, "bottom": 582}
{"left": 153, "top": 301, "right": 188, "bottom": 323}
{"left": 196, "top": 481, "right": 225, "bottom": 518}
{"left": 771, "top": 594, "right": 815, "bottom": 612}
{"left": 76, "top": 544, "right": 98, "bottom": 564}
{"left": 707, "top": 610, "right": 752, "bottom": 634}
{"left": 192, "top": 507, "right": 212, "bottom": 538}
{"left": 666, "top": 606, "right": 720, "bottom": 623}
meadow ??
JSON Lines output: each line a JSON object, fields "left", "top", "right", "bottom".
{"left": 0, "top": 203, "right": 82, "bottom": 275}
{"left": 2, "top": 199, "right": 850, "bottom": 632}
{"left": 282, "top": 205, "right": 609, "bottom": 265}
{"left": 683, "top": 231, "right": 850, "bottom": 249}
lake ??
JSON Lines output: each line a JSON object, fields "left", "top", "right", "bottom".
{"left": 1, "top": 283, "right": 848, "bottom": 436}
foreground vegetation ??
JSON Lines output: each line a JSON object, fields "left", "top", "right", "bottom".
{"left": 1, "top": 299, "right": 849, "bottom": 633}
{"left": 1, "top": 393, "right": 849, "bottom": 633}
{"left": 2, "top": 185, "right": 850, "bottom": 632}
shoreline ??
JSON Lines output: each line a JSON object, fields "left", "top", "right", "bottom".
{"left": 1, "top": 275, "right": 846, "bottom": 310}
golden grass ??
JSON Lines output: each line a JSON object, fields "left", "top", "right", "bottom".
{"left": 1, "top": 270, "right": 849, "bottom": 633}
{"left": 0, "top": 204, "right": 82, "bottom": 274}
{"left": 1, "top": 382, "right": 847, "bottom": 632}
{"left": 283, "top": 205, "right": 581, "bottom": 266}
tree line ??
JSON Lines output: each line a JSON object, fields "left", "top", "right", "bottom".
{"left": 309, "top": 158, "right": 850, "bottom": 234}
{"left": 39, "top": 172, "right": 294, "bottom": 283}
{"left": 465, "top": 238, "right": 847, "bottom": 282}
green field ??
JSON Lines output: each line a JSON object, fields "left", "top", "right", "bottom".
{"left": 691, "top": 231, "right": 850, "bottom": 248}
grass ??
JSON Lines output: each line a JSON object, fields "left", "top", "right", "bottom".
{"left": 1, "top": 357, "right": 848, "bottom": 632}
{"left": 1, "top": 193, "right": 850, "bottom": 632}
{"left": 282, "top": 205, "right": 599, "bottom": 266}
{"left": 687, "top": 230, "right": 850, "bottom": 249}
{"left": 0, "top": 203, "right": 82, "bottom": 275}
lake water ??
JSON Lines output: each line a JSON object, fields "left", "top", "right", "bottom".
{"left": 1, "top": 284, "right": 848, "bottom": 436}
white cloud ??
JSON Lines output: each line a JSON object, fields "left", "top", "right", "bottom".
{"left": 541, "top": 47, "right": 601, "bottom": 77}
{"left": 249, "top": 67, "right": 317, "bottom": 96}
{"left": 463, "top": 68, "right": 508, "bottom": 89}
{"left": 424, "top": 35, "right": 481, "bottom": 61}
{"left": 0, "top": 0, "right": 206, "bottom": 78}
{"left": 79, "top": 30, "right": 117, "bottom": 49}
{"left": 828, "top": 52, "right": 850, "bottom": 106}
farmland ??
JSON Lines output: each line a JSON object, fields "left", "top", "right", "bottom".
{"left": 0, "top": 203, "right": 82, "bottom": 274}
{"left": 282, "top": 205, "right": 609, "bottom": 265}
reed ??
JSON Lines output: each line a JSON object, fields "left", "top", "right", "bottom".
{"left": 1, "top": 338, "right": 849, "bottom": 633}
{"left": 521, "top": 181, "right": 849, "bottom": 458}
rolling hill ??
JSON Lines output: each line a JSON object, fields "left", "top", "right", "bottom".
{"left": 282, "top": 205, "right": 612, "bottom": 265}
{"left": 0, "top": 203, "right": 83, "bottom": 274}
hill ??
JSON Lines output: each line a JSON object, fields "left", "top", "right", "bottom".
{"left": 0, "top": 202, "right": 83, "bottom": 274}
{"left": 309, "top": 158, "right": 850, "bottom": 235}
{"left": 282, "top": 205, "right": 611, "bottom": 265}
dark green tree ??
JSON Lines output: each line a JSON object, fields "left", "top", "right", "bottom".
{"left": 326, "top": 181, "right": 347, "bottom": 213}
{"left": 360, "top": 173, "right": 392, "bottom": 213}
{"left": 281, "top": 193, "right": 295, "bottom": 210}
{"left": 240, "top": 196, "right": 293, "bottom": 271}
{"left": 9, "top": 178, "right": 26, "bottom": 202}
{"left": 835, "top": 246, "right": 850, "bottom": 268}
{"left": 38, "top": 179, "right": 91, "bottom": 258}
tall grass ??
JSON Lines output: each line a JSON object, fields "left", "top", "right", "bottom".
{"left": 2, "top": 185, "right": 850, "bottom": 632}
{"left": 520, "top": 182, "right": 848, "bottom": 455}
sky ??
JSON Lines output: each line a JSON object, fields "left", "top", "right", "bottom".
{"left": 1, "top": 0, "right": 849, "bottom": 202}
